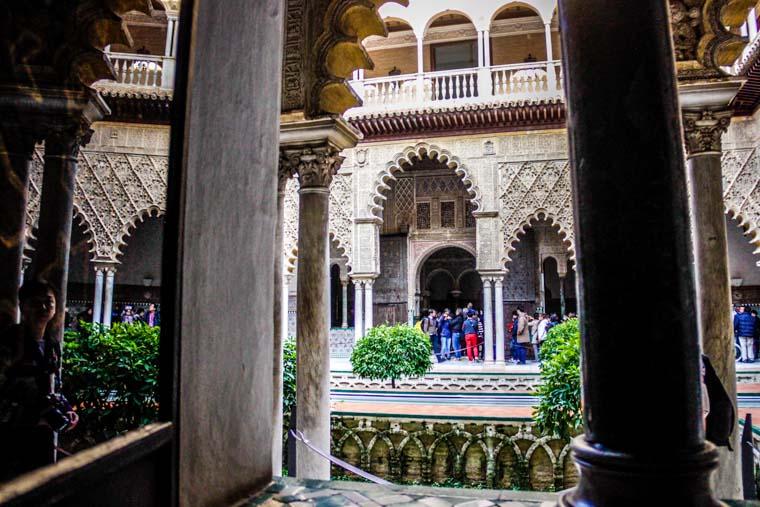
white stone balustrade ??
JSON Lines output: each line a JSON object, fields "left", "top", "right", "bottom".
{"left": 348, "top": 60, "right": 564, "bottom": 114}
{"left": 104, "top": 52, "right": 175, "bottom": 89}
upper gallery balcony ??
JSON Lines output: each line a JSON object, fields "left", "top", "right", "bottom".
{"left": 345, "top": 2, "right": 563, "bottom": 117}
{"left": 94, "top": 9, "right": 179, "bottom": 94}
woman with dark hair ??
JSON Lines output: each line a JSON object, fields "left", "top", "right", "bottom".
{"left": 0, "top": 281, "right": 78, "bottom": 480}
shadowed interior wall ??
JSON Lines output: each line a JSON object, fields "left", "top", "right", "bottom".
{"left": 175, "top": 0, "right": 284, "bottom": 504}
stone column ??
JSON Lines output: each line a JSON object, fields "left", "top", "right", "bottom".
{"left": 30, "top": 125, "right": 92, "bottom": 343}
{"left": 0, "top": 128, "right": 36, "bottom": 329}
{"left": 292, "top": 147, "right": 337, "bottom": 480}
{"left": 559, "top": 275, "right": 566, "bottom": 317}
{"left": 477, "top": 31, "right": 485, "bottom": 67}
{"left": 364, "top": 278, "right": 374, "bottom": 332}
{"left": 92, "top": 264, "right": 105, "bottom": 324}
{"left": 102, "top": 267, "right": 116, "bottom": 327}
{"left": 494, "top": 276, "right": 505, "bottom": 362}
{"left": 539, "top": 266, "right": 546, "bottom": 311}
{"left": 271, "top": 161, "right": 293, "bottom": 476}
{"left": 354, "top": 279, "right": 364, "bottom": 341}
{"left": 684, "top": 105, "right": 741, "bottom": 499}
{"left": 557, "top": 0, "right": 719, "bottom": 504}
{"left": 483, "top": 30, "right": 491, "bottom": 66}
{"left": 282, "top": 117, "right": 357, "bottom": 481}
{"left": 341, "top": 279, "right": 349, "bottom": 328}
{"left": 544, "top": 23, "right": 553, "bottom": 61}
{"left": 481, "top": 276, "right": 494, "bottom": 362}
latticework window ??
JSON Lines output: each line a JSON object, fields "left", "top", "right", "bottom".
{"left": 394, "top": 178, "right": 414, "bottom": 228}
{"left": 465, "top": 201, "right": 476, "bottom": 228}
{"left": 441, "top": 201, "right": 455, "bottom": 228}
{"left": 416, "top": 202, "right": 431, "bottom": 229}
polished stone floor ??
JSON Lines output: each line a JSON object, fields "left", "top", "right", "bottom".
{"left": 245, "top": 478, "right": 557, "bottom": 507}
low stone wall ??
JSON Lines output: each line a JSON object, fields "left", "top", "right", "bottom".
{"left": 330, "top": 371, "right": 542, "bottom": 393}
{"left": 330, "top": 416, "right": 577, "bottom": 492}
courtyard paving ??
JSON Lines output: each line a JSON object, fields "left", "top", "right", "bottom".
{"left": 243, "top": 477, "right": 557, "bottom": 507}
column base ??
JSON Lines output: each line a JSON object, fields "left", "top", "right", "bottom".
{"left": 559, "top": 436, "right": 722, "bottom": 507}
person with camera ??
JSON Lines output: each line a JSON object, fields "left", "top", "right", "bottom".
{"left": 0, "top": 281, "right": 78, "bottom": 481}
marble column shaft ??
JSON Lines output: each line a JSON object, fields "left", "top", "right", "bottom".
{"left": 30, "top": 128, "right": 88, "bottom": 344}
{"left": 559, "top": 276, "right": 566, "bottom": 317}
{"left": 557, "top": 0, "right": 719, "bottom": 503}
{"left": 292, "top": 147, "right": 342, "bottom": 480}
{"left": 272, "top": 167, "right": 291, "bottom": 475}
{"left": 0, "top": 129, "right": 36, "bottom": 329}
{"left": 92, "top": 266, "right": 105, "bottom": 324}
{"left": 494, "top": 278, "right": 505, "bottom": 362}
{"left": 482, "top": 278, "right": 494, "bottom": 362}
{"left": 102, "top": 268, "right": 115, "bottom": 327}
{"left": 341, "top": 281, "right": 348, "bottom": 328}
{"left": 684, "top": 108, "right": 741, "bottom": 499}
{"left": 354, "top": 280, "right": 364, "bottom": 341}
{"left": 364, "top": 279, "right": 374, "bottom": 332}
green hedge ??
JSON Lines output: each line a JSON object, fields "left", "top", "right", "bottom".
{"left": 62, "top": 322, "right": 159, "bottom": 447}
{"left": 533, "top": 319, "right": 582, "bottom": 440}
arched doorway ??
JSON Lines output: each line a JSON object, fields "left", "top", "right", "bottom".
{"left": 420, "top": 247, "right": 480, "bottom": 312}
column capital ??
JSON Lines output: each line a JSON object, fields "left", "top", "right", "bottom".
{"left": 682, "top": 108, "right": 732, "bottom": 157}
{"left": 93, "top": 260, "right": 118, "bottom": 273}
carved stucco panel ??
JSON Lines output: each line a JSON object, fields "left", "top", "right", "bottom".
{"left": 723, "top": 147, "right": 760, "bottom": 253}
{"left": 283, "top": 173, "right": 355, "bottom": 271}
{"left": 500, "top": 159, "right": 576, "bottom": 265}
{"left": 26, "top": 145, "right": 168, "bottom": 263}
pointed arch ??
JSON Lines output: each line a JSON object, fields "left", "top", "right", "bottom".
{"left": 368, "top": 142, "right": 483, "bottom": 219}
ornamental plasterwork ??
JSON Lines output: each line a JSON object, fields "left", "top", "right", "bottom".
{"left": 282, "top": 174, "right": 355, "bottom": 271}
{"left": 26, "top": 145, "right": 168, "bottom": 263}
{"left": 499, "top": 159, "right": 575, "bottom": 265}
{"left": 722, "top": 147, "right": 760, "bottom": 254}
{"left": 368, "top": 142, "right": 482, "bottom": 218}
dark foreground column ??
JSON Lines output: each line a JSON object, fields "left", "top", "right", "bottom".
{"left": 0, "top": 128, "right": 36, "bottom": 329}
{"left": 282, "top": 118, "right": 358, "bottom": 480}
{"left": 30, "top": 122, "right": 96, "bottom": 344}
{"left": 557, "top": 1, "right": 719, "bottom": 505}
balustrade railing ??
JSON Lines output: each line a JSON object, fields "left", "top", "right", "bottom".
{"left": 348, "top": 61, "right": 563, "bottom": 114}
{"left": 101, "top": 52, "right": 175, "bottom": 89}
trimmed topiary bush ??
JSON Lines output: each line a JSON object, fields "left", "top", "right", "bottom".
{"left": 533, "top": 318, "right": 582, "bottom": 440}
{"left": 350, "top": 324, "right": 432, "bottom": 388}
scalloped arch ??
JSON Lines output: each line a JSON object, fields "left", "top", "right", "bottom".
{"left": 368, "top": 142, "right": 483, "bottom": 219}
{"left": 113, "top": 206, "right": 165, "bottom": 262}
{"left": 502, "top": 209, "right": 575, "bottom": 267}
{"left": 24, "top": 203, "right": 100, "bottom": 261}
{"left": 726, "top": 207, "right": 760, "bottom": 256}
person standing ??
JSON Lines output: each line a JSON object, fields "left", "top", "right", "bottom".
{"left": 536, "top": 313, "right": 549, "bottom": 361}
{"left": 508, "top": 311, "right": 519, "bottom": 363}
{"left": 735, "top": 305, "right": 757, "bottom": 363}
{"left": 462, "top": 311, "right": 479, "bottom": 362}
{"left": 515, "top": 307, "right": 530, "bottom": 365}
{"left": 146, "top": 303, "right": 160, "bottom": 327}
{"left": 0, "top": 281, "right": 79, "bottom": 480}
{"left": 752, "top": 309, "right": 760, "bottom": 361}
{"left": 450, "top": 308, "right": 464, "bottom": 361}
{"left": 422, "top": 310, "right": 441, "bottom": 362}
{"left": 529, "top": 312, "right": 540, "bottom": 361}
{"left": 439, "top": 309, "right": 452, "bottom": 361}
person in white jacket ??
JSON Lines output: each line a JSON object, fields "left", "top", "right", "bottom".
{"left": 535, "top": 314, "right": 549, "bottom": 361}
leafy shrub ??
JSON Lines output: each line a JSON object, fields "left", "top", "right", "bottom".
{"left": 350, "top": 324, "right": 432, "bottom": 388}
{"left": 282, "top": 337, "right": 296, "bottom": 426}
{"left": 62, "top": 322, "right": 159, "bottom": 448}
{"left": 533, "top": 318, "right": 582, "bottom": 440}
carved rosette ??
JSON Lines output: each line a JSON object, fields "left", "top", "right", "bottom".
{"left": 285, "top": 147, "right": 344, "bottom": 189}
{"left": 682, "top": 109, "right": 732, "bottom": 156}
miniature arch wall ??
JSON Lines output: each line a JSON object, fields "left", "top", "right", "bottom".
{"left": 368, "top": 142, "right": 483, "bottom": 219}
{"left": 412, "top": 242, "right": 478, "bottom": 296}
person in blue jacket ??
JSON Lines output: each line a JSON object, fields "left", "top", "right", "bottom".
{"left": 735, "top": 305, "right": 757, "bottom": 363}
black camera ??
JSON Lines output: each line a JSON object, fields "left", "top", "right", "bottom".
{"left": 41, "top": 393, "right": 73, "bottom": 432}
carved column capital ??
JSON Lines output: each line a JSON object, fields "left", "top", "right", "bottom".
{"left": 282, "top": 146, "right": 344, "bottom": 189}
{"left": 682, "top": 108, "right": 732, "bottom": 157}
{"left": 277, "top": 152, "right": 297, "bottom": 193}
